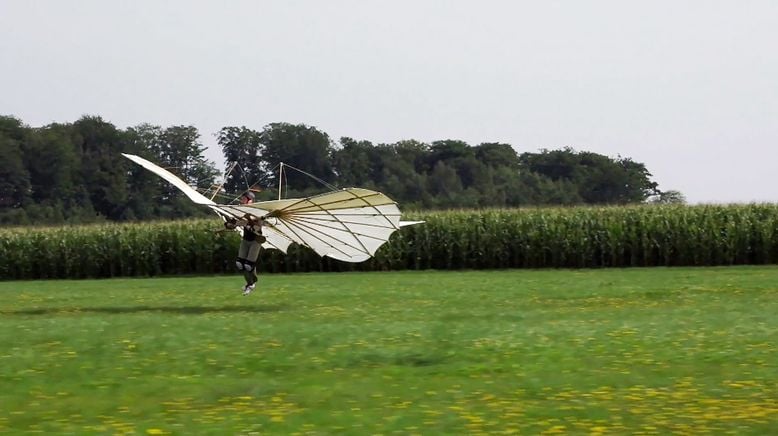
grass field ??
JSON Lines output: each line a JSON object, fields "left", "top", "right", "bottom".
{"left": 1, "top": 268, "right": 776, "bottom": 434}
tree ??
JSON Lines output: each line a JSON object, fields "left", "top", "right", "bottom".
{"left": 259, "top": 123, "right": 335, "bottom": 195}
{"left": 158, "top": 126, "right": 218, "bottom": 187}
{"left": 425, "top": 140, "right": 491, "bottom": 192}
{"left": 23, "top": 123, "right": 90, "bottom": 223}
{"left": 0, "top": 117, "right": 31, "bottom": 213}
{"left": 649, "top": 190, "right": 686, "bottom": 205}
{"left": 333, "top": 137, "right": 377, "bottom": 188}
{"left": 427, "top": 162, "right": 463, "bottom": 208}
{"left": 0, "top": 116, "right": 26, "bottom": 142}
{"left": 72, "top": 116, "right": 128, "bottom": 220}
{"left": 154, "top": 125, "right": 219, "bottom": 217}
{"left": 619, "top": 157, "right": 659, "bottom": 202}
{"left": 393, "top": 140, "right": 429, "bottom": 174}
{"left": 0, "top": 114, "right": 675, "bottom": 225}
{"left": 427, "top": 140, "right": 472, "bottom": 164}
{"left": 377, "top": 142, "right": 430, "bottom": 208}
{"left": 0, "top": 133, "right": 31, "bottom": 222}
{"left": 520, "top": 147, "right": 580, "bottom": 181}
{"left": 520, "top": 148, "right": 659, "bottom": 204}
{"left": 123, "top": 124, "right": 167, "bottom": 219}
{"left": 216, "top": 126, "right": 264, "bottom": 196}
{"left": 474, "top": 142, "right": 520, "bottom": 169}
{"left": 523, "top": 173, "right": 583, "bottom": 205}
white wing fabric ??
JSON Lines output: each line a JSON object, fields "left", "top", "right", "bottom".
{"left": 122, "top": 153, "right": 422, "bottom": 262}
{"left": 122, "top": 153, "right": 258, "bottom": 225}
{"left": 122, "top": 153, "right": 215, "bottom": 205}
{"left": 224, "top": 189, "right": 415, "bottom": 262}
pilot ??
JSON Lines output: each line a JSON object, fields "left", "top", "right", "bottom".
{"left": 224, "top": 191, "right": 267, "bottom": 295}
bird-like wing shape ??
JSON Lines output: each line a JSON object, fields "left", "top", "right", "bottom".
{"left": 122, "top": 153, "right": 214, "bottom": 205}
{"left": 216, "top": 188, "right": 419, "bottom": 262}
{"left": 122, "top": 153, "right": 290, "bottom": 251}
{"left": 122, "top": 153, "right": 237, "bottom": 220}
{"left": 122, "top": 153, "right": 422, "bottom": 261}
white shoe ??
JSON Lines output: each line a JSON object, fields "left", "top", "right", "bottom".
{"left": 242, "top": 283, "right": 256, "bottom": 296}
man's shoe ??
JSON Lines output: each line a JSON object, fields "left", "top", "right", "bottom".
{"left": 242, "top": 283, "right": 256, "bottom": 296}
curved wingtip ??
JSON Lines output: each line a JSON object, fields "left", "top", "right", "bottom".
{"left": 122, "top": 153, "right": 141, "bottom": 161}
{"left": 122, "top": 152, "right": 215, "bottom": 205}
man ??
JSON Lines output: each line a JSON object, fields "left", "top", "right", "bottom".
{"left": 224, "top": 191, "right": 267, "bottom": 295}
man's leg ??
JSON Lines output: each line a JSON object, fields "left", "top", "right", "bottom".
{"left": 237, "top": 240, "right": 252, "bottom": 291}
{"left": 242, "top": 241, "right": 261, "bottom": 295}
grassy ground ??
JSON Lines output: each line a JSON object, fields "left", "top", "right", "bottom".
{"left": 0, "top": 267, "right": 776, "bottom": 434}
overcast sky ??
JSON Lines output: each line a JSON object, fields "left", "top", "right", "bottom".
{"left": 2, "top": 1, "right": 776, "bottom": 203}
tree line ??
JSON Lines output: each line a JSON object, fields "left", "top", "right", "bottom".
{"left": 0, "top": 115, "right": 669, "bottom": 225}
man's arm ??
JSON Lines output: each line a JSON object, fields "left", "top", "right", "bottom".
{"left": 224, "top": 217, "right": 238, "bottom": 230}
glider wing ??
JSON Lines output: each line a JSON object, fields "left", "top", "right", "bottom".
{"left": 123, "top": 153, "right": 422, "bottom": 261}
{"left": 214, "top": 188, "right": 420, "bottom": 262}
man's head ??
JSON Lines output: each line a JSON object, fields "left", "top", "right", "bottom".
{"left": 240, "top": 191, "right": 255, "bottom": 205}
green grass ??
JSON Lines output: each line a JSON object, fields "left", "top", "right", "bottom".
{"left": 1, "top": 268, "right": 776, "bottom": 434}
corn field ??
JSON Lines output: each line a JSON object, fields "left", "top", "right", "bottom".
{"left": 2, "top": 204, "right": 778, "bottom": 280}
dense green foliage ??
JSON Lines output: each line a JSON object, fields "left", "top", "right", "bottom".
{"left": 1, "top": 115, "right": 662, "bottom": 225}
{"left": 0, "top": 116, "right": 218, "bottom": 224}
{"left": 1, "top": 269, "right": 776, "bottom": 433}
{"left": 2, "top": 204, "right": 777, "bottom": 280}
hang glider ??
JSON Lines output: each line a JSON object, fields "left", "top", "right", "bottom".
{"left": 122, "top": 153, "right": 423, "bottom": 262}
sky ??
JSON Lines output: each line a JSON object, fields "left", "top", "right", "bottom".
{"left": 1, "top": 1, "right": 776, "bottom": 203}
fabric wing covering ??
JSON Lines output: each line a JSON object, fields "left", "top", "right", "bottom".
{"left": 222, "top": 188, "right": 406, "bottom": 262}
{"left": 120, "top": 153, "right": 422, "bottom": 263}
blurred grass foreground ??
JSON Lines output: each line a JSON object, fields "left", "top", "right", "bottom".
{"left": 1, "top": 268, "right": 776, "bottom": 433}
